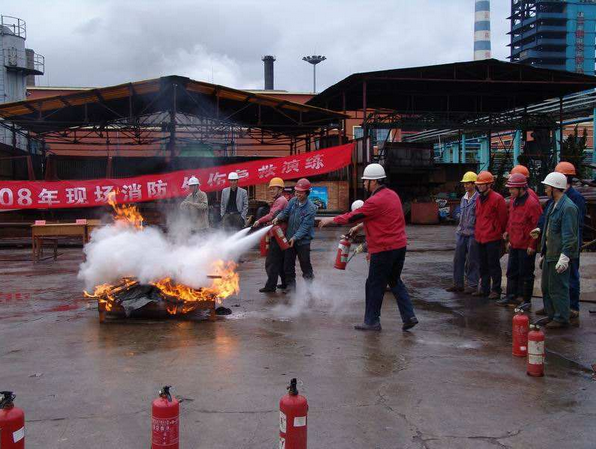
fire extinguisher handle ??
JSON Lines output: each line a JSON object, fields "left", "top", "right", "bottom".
{"left": 0, "top": 391, "right": 15, "bottom": 408}
{"left": 288, "top": 378, "right": 299, "bottom": 396}
{"left": 159, "top": 386, "right": 173, "bottom": 402}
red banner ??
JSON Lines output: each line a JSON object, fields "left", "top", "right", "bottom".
{"left": 0, "top": 143, "right": 354, "bottom": 210}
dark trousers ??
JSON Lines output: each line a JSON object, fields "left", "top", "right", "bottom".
{"left": 453, "top": 234, "right": 480, "bottom": 289}
{"left": 506, "top": 248, "right": 536, "bottom": 301}
{"left": 222, "top": 213, "right": 244, "bottom": 231}
{"left": 542, "top": 260, "right": 570, "bottom": 324}
{"left": 364, "top": 247, "right": 416, "bottom": 325}
{"left": 284, "top": 243, "right": 314, "bottom": 289}
{"left": 265, "top": 238, "right": 286, "bottom": 290}
{"left": 570, "top": 258, "right": 580, "bottom": 311}
{"left": 477, "top": 240, "right": 502, "bottom": 295}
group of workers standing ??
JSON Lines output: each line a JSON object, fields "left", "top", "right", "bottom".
{"left": 447, "top": 162, "right": 586, "bottom": 329}
{"left": 179, "top": 158, "right": 586, "bottom": 333}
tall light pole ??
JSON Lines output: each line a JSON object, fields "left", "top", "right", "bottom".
{"left": 302, "top": 55, "right": 326, "bottom": 93}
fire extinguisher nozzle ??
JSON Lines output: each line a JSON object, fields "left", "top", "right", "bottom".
{"left": 0, "top": 391, "right": 16, "bottom": 408}
{"left": 159, "top": 386, "right": 173, "bottom": 402}
{"left": 288, "top": 378, "right": 299, "bottom": 396}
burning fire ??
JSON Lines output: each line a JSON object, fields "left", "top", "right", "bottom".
{"left": 152, "top": 261, "right": 240, "bottom": 314}
{"left": 84, "top": 277, "right": 139, "bottom": 313}
{"left": 108, "top": 191, "right": 143, "bottom": 229}
{"left": 84, "top": 261, "right": 239, "bottom": 315}
{"left": 85, "top": 195, "right": 240, "bottom": 315}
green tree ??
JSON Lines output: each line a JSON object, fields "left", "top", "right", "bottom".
{"left": 560, "top": 126, "right": 588, "bottom": 179}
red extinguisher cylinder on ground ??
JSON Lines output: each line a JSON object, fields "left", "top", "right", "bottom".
{"left": 334, "top": 236, "right": 352, "bottom": 270}
{"left": 512, "top": 308, "right": 530, "bottom": 357}
{"left": 527, "top": 325, "right": 545, "bottom": 377}
{"left": 279, "top": 378, "right": 308, "bottom": 449}
{"left": 0, "top": 391, "right": 25, "bottom": 449}
{"left": 271, "top": 225, "right": 291, "bottom": 251}
{"left": 152, "top": 386, "right": 180, "bottom": 449}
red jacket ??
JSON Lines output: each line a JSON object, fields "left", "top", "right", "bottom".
{"left": 507, "top": 193, "right": 542, "bottom": 250}
{"left": 256, "top": 195, "right": 288, "bottom": 226}
{"left": 475, "top": 190, "right": 508, "bottom": 244}
{"left": 333, "top": 186, "right": 407, "bottom": 254}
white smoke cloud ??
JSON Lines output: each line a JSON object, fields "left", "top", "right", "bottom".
{"left": 78, "top": 222, "right": 270, "bottom": 291}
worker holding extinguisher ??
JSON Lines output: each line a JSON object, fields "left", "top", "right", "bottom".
{"left": 319, "top": 163, "right": 418, "bottom": 331}
{"left": 253, "top": 177, "right": 289, "bottom": 293}
{"left": 272, "top": 178, "right": 317, "bottom": 293}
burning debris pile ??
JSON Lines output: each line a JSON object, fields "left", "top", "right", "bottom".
{"left": 79, "top": 194, "right": 265, "bottom": 320}
{"left": 85, "top": 260, "right": 239, "bottom": 319}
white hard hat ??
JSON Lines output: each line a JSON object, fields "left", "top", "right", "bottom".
{"left": 188, "top": 176, "right": 200, "bottom": 186}
{"left": 228, "top": 172, "right": 239, "bottom": 181}
{"left": 362, "top": 163, "right": 386, "bottom": 180}
{"left": 351, "top": 200, "right": 364, "bottom": 211}
{"left": 542, "top": 172, "right": 567, "bottom": 190}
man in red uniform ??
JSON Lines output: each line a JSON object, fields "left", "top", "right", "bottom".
{"left": 319, "top": 163, "right": 418, "bottom": 331}
{"left": 473, "top": 171, "right": 508, "bottom": 300}
{"left": 497, "top": 173, "right": 542, "bottom": 309}
{"left": 510, "top": 165, "right": 539, "bottom": 203}
{"left": 253, "top": 177, "right": 289, "bottom": 293}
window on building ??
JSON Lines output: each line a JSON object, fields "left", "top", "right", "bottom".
{"left": 352, "top": 127, "right": 390, "bottom": 146}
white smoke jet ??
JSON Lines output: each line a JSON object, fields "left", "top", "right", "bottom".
{"left": 271, "top": 277, "right": 358, "bottom": 319}
{"left": 78, "top": 223, "right": 270, "bottom": 291}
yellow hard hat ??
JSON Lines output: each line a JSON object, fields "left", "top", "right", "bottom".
{"left": 268, "top": 177, "right": 285, "bottom": 189}
{"left": 460, "top": 171, "right": 478, "bottom": 183}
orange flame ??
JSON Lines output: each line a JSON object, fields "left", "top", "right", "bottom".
{"left": 84, "top": 261, "right": 239, "bottom": 316}
{"left": 107, "top": 191, "right": 143, "bottom": 229}
{"left": 84, "top": 277, "right": 139, "bottom": 312}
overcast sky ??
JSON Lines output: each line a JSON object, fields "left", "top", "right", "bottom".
{"left": 4, "top": 0, "right": 511, "bottom": 92}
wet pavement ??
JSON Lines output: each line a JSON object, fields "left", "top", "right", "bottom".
{"left": 1, "top": 225, "right": 595, "bottom": 448}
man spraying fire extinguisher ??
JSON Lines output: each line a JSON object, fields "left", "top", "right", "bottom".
{"left": 319, "top": 163, "right": 418, "bottom": 331}
{"left": 272, "top": 178, "right": 317, "bottom": 293}
{"left": 253, "top": 177, "right": 289, "bottom": 293}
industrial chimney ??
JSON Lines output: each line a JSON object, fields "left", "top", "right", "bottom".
{"left": 262, "top": 55, "right": 275, "bottom": 90}
{"left": 474, "top": 0, "right": 491, "bottom": 60}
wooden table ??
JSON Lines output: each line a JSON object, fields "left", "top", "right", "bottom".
{"left": 31, "top": 223, "right": 89, "bottom": 262}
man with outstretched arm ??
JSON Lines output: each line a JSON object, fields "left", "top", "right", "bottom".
{"left": 319, "top": 163, "right": 418, "bottom": 332}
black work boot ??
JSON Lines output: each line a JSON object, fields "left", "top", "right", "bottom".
{"left": 354, "top": 323, "right": 382, "bottom": 331}
{"left": 518, "top": 300, "right": 532, "bottom": 311}
{"left": 402, "top": 317, "right": 419, "bottom": 331}
{"left": 496, "top": 295, "right": 519, "bottom": 307}
{"left": 570, "top": 310, "right": 580, "bottom": 327}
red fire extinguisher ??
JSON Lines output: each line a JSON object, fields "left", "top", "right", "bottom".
{"left": 512, "top": 308, "right": 529, "bottom": 357}
{"left": 334, "top": 235, "right": 352, "bottom": 270}
{"left": 260, "top": 233, "right": 270, "bottom": 257}
{"left": 152, "top": 386, "right": 179, "bottom": 449}
{"left": 0, "top": 391, "right": 25, "bottom": 449}
{"left": 271, "top": 225, "right": 291, "bottom": 251}
{"left": 527, "top": 325, "right": 545, "bottom": 377}
{"left": 279, "top": 378, "right": 308, "bottom": 449}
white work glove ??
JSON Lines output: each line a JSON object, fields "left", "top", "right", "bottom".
{"left": 555, "top": 254, "right": 570, "bottom": 274}
{"left": 530, "top": 228, "right": 541, "bottom": 240}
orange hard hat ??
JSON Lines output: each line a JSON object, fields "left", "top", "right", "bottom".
{"left": 294, "top": 178, "right": 311, "bottom": 192}
{"left": 510, "top": 165, "right": 530, "bottom": 178}
{"left": 554, "top": 161, "right": 576, "bottom": 176}
{"left": 475, "top": 171, "right": 495, "bottom": 185}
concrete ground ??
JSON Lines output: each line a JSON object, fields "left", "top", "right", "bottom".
{"left": 1, "top": 225, "right": 595, "bottom": 449}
